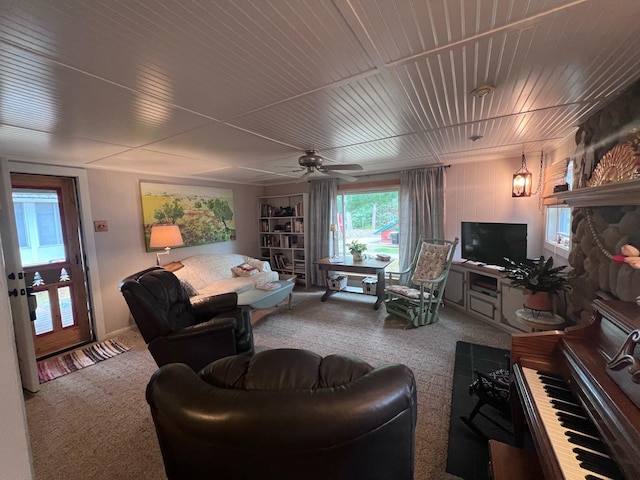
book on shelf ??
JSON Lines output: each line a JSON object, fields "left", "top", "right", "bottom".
{"left": 272, "top": 252, "right": 291, "bottom": 270}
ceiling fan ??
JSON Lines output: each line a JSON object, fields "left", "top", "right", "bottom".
{"left": 295, "top": 150, "right": 363, "bottom": 183}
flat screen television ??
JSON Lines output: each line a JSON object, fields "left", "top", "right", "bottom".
{"left": 461, "top": 222, "right": 527, "bottom": 266}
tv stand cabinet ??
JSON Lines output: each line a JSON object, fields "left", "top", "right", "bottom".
{"left": 444, "top": 261, "right": 531, "bottom": 333}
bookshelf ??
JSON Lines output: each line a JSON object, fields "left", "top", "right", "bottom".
{"left": 258, "top": 193, "right": 309, "bottom": 287}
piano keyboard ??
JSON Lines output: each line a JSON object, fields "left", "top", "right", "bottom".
{"left": 521, "top": 367, "right": 625, "bottom": 480}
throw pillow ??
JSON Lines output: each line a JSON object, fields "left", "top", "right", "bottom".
{"left": 231, "top": 263, "right": 259, "bottom": 277}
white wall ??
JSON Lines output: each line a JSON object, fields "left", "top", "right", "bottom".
{"left": 445, "top": 156, "right": 545, "bottom": 260}
{"left": 86, "top": 170, "right": 266, "bottom": 335}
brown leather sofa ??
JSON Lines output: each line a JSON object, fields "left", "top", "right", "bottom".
{"left": 119, "top": 267, "right": 253, "bottom": 371}
{"left": 146, "top": 349, "right": 417, "bottom": 480}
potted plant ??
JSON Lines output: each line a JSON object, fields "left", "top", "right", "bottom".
{"left": 504, "top": 256, "right": 572, "bottom": 312}
{"left": 347, "top": 240, "right": 367, "bottom": 261}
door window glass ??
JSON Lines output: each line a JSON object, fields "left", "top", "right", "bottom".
{"left": 12, "top": 190, "right": 65, "bottom": 266}
{"left": 14, "top": 203, "right": 29, "bottom": 247}
{"left": 36, "top": 202, "right": 63, "bottom": 246}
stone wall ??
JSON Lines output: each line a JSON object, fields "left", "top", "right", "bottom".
{"left": 568, "top": 205, "right": 640, "bottom": 324}
{"left": 565, "top": 78, "right": 640, "bottom": 324}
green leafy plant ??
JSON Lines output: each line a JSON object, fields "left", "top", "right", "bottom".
{"left": 347, "top": 240, "right": 367, "bottom": 255}
{"left": 504, "top": 256, "right": 572, "bottom": 293}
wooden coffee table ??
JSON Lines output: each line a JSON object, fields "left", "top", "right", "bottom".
{"left": 314, "top": 257, "right": 392, "bottom": 310}
{"left": 237, "top": 278, "right": 295, "bottom": 310}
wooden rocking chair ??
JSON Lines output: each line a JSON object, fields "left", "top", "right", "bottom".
{"left": 384, "top": 237, "right": 458, "bottom": 328}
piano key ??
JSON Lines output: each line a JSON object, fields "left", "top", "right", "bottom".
{"left": 539, "top": 374, "right": 572, "bottom": 390}
{"left": 544, "top": 384, "right": 579, "bottom": 404}
{"left": 574, "top": 448, "right": 625, "bottom": 479}
{"left": 556, "top": 411, "right": 601, "bottom": 437}
{"left": 552, "top": 399, "right": 585, "bottom": 417}
{"left": 565, "top": 431, "right": 609, "bottom": 455}
{"left": 521, "top": 367, "right": 620, "bottom": 480}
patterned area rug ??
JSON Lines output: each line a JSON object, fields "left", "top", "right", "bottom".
{"left": 37, "top": 339, "right": 130, "bottom": 383}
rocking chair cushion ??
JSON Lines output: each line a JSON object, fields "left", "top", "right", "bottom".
{"left": 386, "top": 285, "right": 423, "bottom": 299}
{"left": 411, "top": 242, "right": 451, "bottom": 283}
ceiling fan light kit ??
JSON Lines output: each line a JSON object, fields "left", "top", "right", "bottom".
{"left": 295, "top": 150, "right": 363, "bottom": 182}
{"left": 298, "top": 150, "right": 325, "bottom": 168}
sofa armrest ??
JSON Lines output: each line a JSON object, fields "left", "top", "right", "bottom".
{"left": 164, "top": 316, "right": 237, "bottom": 341}
{"left": 148, "top": 318, "right": 240, "bottom": 371}
{"left": 191, "top": 292, "right": 238, "bottom": 318}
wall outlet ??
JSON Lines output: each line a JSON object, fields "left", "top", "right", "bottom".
{"left": 94, "top": 220, "right": 108, "bottom": 232}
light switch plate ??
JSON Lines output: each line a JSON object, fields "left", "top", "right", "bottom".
{"left": 94, "top": 220, "right": 108, "bottom": 232}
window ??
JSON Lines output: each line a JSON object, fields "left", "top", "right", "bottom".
{"left": 336, "top": 190, "right": 400, "bottom": 270}
{"left": 545, "top": 205, "right": 571, "bottom": 257}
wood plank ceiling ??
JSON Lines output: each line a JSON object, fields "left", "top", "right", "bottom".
{"left": 1, "top": 0, "right": 639, "bottom": 185}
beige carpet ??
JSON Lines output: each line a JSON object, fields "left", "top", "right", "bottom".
{"left": 24, "top": 289, "right": 510, "bottom": 479}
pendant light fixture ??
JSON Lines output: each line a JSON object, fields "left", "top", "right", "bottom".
{"left": 512, "top": 152, "right": 532, "bottom": 197}
{"left": 512, "top": 151, "right": 545, "bottom": 198}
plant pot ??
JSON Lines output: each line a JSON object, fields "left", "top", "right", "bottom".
{"left": 524, "top": 290, "right": 553, "bottom": 312}
{"left": 352, "top": 252, "right": 362, "bottom": 261}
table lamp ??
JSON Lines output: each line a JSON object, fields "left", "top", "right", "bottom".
{"left": 150, "top": 224, "right": 184, "bottom": 265}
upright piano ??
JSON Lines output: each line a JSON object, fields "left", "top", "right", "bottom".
{"left": 510, "top": 299, "right": 640, "bottom": 479}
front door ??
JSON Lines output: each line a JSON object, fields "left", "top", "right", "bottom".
{"left": 11, "top": 173, "right": 93, "bottom": 358}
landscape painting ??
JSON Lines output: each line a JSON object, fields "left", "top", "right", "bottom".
{"left": 140, "top": 182, "right": 235, "bottom": 251}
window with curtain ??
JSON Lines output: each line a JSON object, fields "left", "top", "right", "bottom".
{"left": 335, "top": 189, "right": 400, "bottom": 270}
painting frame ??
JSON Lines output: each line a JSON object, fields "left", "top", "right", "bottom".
{"left": 140, "top": 182, "right": 235, "bottom": 251}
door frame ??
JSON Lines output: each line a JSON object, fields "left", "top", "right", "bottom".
{"left": 3, "top": 160, "right": 106, "bottom": 380}
{"left": 12, "top": 173, "right": 94, "bottom": 357}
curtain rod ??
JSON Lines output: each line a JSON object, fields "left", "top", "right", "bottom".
{"left": 406, "top": 164, "right": 451, "bottom": 171}
{"left": 424, "top": 164, "right": 451, "bottom": 169}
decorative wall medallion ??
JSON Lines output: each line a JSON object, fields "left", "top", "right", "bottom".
{"left": 588, "top": 143, "right": 639, "bottom": 187}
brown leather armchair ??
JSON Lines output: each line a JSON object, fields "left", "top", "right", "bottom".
{"left": 119, "top": 267, "right": 253, "bottom": 371}
{"left": 146, "top": 349, "right": 417, "bottom": 480}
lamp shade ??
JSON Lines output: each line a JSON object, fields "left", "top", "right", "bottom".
{"left": 150, "top": 224, "right": 184, "bottom": 248}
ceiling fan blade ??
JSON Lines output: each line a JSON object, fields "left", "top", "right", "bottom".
{"left": 322, "top": 164, "right": 363, "bottom": 171}
{"left": 295, "top": 170, "right": 312, "bottom": 183}
{"left": 324, "top": 170, "right": 358, "bottom": 182}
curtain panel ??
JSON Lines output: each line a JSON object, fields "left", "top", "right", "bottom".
{"left": 308, "top": 179, "right": 337, "bottom": 286}
{"left": 398, "top": 167, "right": 446, "bottom": 272}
